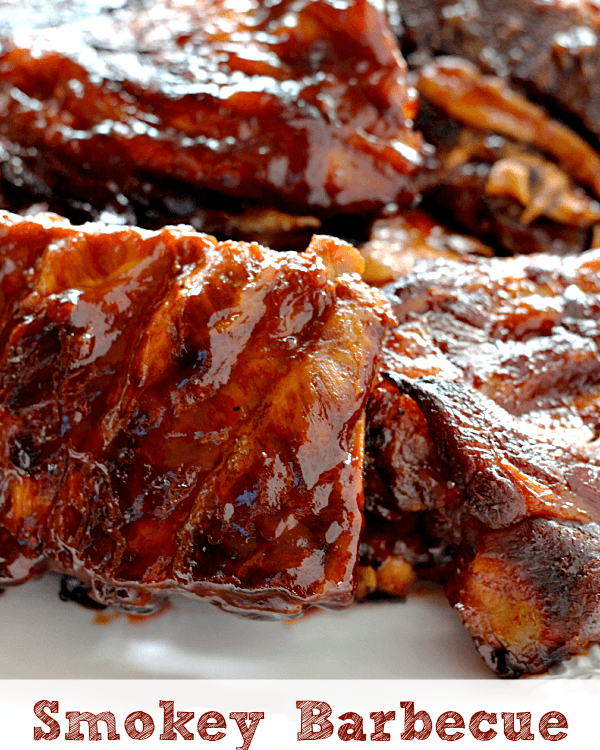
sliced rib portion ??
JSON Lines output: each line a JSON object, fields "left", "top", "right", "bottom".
{"left": 365, "top": 248, "right": 600, "bottom": 674}
{"left": 399, "top": 377, "right": 600, "bottom": 676}
{"left": 0, "top": 0, "right": 422, "bottom": 230}
{"left": 0, "top": 211, "right": 394, "bottom": 618}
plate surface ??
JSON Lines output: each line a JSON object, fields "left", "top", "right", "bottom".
{"left": 0, "top": 575, "right": 493, "bottom": 679}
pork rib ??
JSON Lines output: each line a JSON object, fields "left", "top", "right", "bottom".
{"left": 0, "top": 210, "right": 393, "bottom": 617}
{"left": 365, "top": 247, "right": 600, "bottom": 674}
{"left": 0, "top": 0, "right": 423, "bottom": 231}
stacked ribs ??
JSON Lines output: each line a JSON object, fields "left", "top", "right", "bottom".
{"left": 2, "top": 0, "right": 600, "bottom": 677}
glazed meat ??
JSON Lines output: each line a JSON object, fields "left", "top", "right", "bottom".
{"left": 0, "top": 210, "right": 393, "bottom": 618}
{"left": 359, "top": 208, "right": 492, "bottom": 286}
{"left": 395, "top": 376, "right": 600, "bottom": 676}
{"left": 0, "top": 143, "right": 327, "bottom": 251}
{"left": 415, "top": 58, "right": 600, "bottom": 255}
{"left": 364, "top": 248, "right": 600, "bottom": 674}
{"left": 394, "top": 0, "right": 600, "bottom": 145}
{"left": 0, "top": 0, "right": 423, "bottom": 238}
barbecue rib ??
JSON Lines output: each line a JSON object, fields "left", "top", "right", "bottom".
{"left": 0, "top": 210, "right": 394, "bottom": 617}
{"left": 0, "top": 0, "right": 423, "bottom": 237}
{"left": 364, "top": 248, "right": 600, "bottom": 675}
{"left": 393, "top": 0, "right": 600, "bottom": 146}
{"left": 414, "top": 58, "right": 600, "bottom": 255}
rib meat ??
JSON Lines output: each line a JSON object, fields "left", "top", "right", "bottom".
{"left": 394, "top": 0, "right": 600, "bottom": 146}
{"left": 365, "top": 247, "right": 600, "bottom": 674}
{"left": 414, "top": 58, "right": 600, "bottom": 255}
{"left": 0, "top": 141, "right": 326, "bottom": 251}
{"left": 0, "top": 0, "right": 423, "bottom": 232}
{"left": 0, "top": 210, "right": 394, "bottom": 618}
{"left": 359, "top": 208, "right": 492, "bottom": 286}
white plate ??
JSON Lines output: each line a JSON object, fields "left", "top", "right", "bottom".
{"left": 0, "top": 575, "right": 493, "bottom": 679}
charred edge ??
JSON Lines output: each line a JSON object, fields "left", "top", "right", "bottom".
{"left": 380, "top": 370, "right": 415, "bottom": 394}
{"left": 58, "top": 575, "right": 107, "bottom": 611}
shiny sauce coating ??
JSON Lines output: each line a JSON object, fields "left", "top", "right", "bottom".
{"left": 0, "top": 0, "right": 422, "bottom": 223}
{"left": 0, "top": 211, "right": 393, "bottom": 617}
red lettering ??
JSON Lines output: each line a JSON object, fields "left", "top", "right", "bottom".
{"left": 160, "top": 700, "right": 194, "bottom": 740}
{"left": 229, "top": 712, "right": 264, "bottom": 750}
{"left": 33, "top": 700, "right": 60, "bottom": 741}
{"left": 297, "top": 701, "right": 334, "bottom": 741}
{"left": 539, "top": 712, "right": 568, "bottom": 741}
{"left": 502, "top": 713, "right": 534, "bottom": 741}
{"left": 370, "top": 711, "right": 395, "bottom": 741}
{"left": 469, "top": 712, "right": 497, "bottom": 741}
{"left": 64, "top": 711, "right": 120, "bottom": 741}
{"left": 197, "top": 712, "right": 226, "bottom": 741}
{"left": 338, "top": 712, "right": 366, "bottom": 742}
{"left": 400, "top": 702, "right": 432, "bottom": 741}
{"left": 124, "top": 711, "right": 155, "bottom": 740}
{"left": 436, "top": 712, "right": 465, "bottom": 741}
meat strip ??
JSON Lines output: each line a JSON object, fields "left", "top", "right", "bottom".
{"left": 0, "top": 210, "right": 394, "bottom": 618}
{"left": 415, "top": 58, "right": 600, "bottom": 255}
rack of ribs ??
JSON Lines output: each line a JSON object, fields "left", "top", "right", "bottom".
{"left": 4, "top": 0, "right": 600, "bottom": 679}
{"left": 364, "top": 247, "right": 600, "bottom": 675}
{"left": 0, "top": 210, "right": 394, "bottom": 617}
{"left": 0, "top": 0, "right": 423, "bottom": 240}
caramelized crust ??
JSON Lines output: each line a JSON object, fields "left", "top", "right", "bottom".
{"left": 454, "top": 517, "right": 600, "bottom": 676}
{"left": 400, "top": 378, "right": 600, "bottom": 675}
{"left": 0, "top": 211, "right": 393, "bottom": 617}
{"left": 365, "top": 248, "right": 600, "bottom": 674}
{"left": 0, "top": 0, "right": 422, "bottom": 228}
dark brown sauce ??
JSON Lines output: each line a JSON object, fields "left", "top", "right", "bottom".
{"left": 0, "top": 213, "right": 393, "bottom": 619}
{"left": 0, "top": 0, "right": 423, "bottom": 230}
